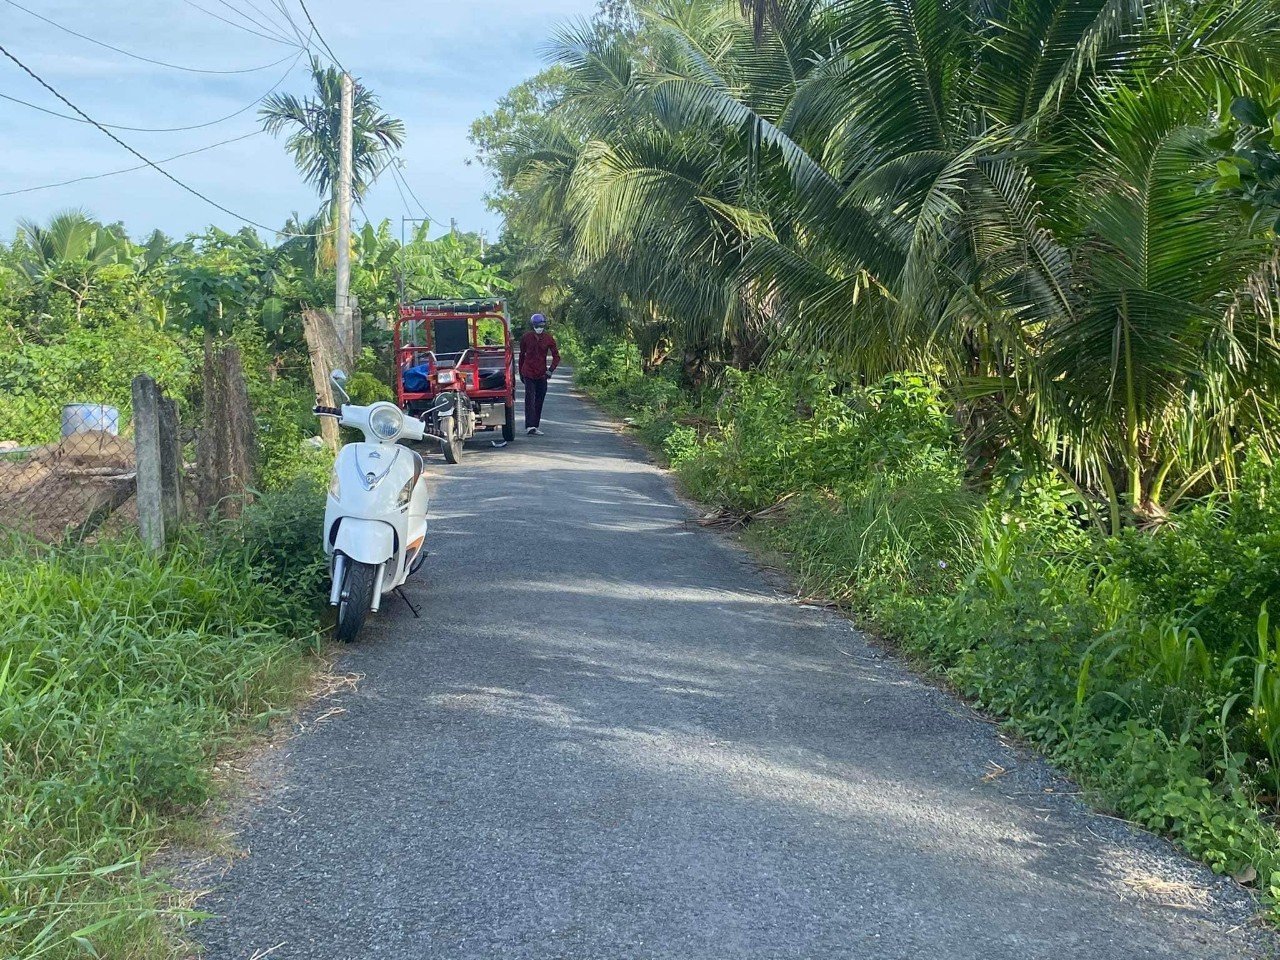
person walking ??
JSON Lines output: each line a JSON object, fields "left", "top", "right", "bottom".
{"left": 519, "top": 313, "right": 560, "bottom": 435}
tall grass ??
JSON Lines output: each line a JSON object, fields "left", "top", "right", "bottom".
{"left": 1, "top": 479, "right": 326, "bottom": 959}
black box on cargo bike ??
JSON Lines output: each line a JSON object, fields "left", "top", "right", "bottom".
{"left": 394, "top": 298, "right": 517, "bottom": 463}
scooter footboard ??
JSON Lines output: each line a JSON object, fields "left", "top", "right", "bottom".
{"left": 332, "top": 518, "right": 397, "bottom": 565}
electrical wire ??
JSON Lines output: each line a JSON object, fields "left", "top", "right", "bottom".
{"left": 183, "top": 0, "right": 295, "bottom": 46}
{"left": 353, "top": 151, "right": 411, "bottom": 227}
{"left": 265, "top": 0, "right": 328, "bottom": 69}
{"left": 388, "top": 163, "right": 416, "bottom": 220}
{"left": 0, "top": 130, "right": 265, "bottom": 198}
{"left": 295, "top": 0, "right": 347, "bottom": 72}
{"left": 0, "top": 41, "right": 331, "bottom": 238}
{"left": 218, "top": 0, "right": 303, "bottom": 43}
{"left": 250, "top": 0, "right": 319, "bottom": 46}
{"left": 4, "top": 0, "right": 298, "bottom": 75}
{"left": 392, "top": 162, "right": 446, "bottom": 228}
{"left": 210, "top": 0, "right": 296, "bottom": 45}
{"left": 0, "top": 49, "right": 305, "bottom": 132}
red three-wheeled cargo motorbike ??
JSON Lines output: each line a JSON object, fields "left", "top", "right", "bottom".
{"left": 394, "top": 298, "right": 517, "bottom": 463}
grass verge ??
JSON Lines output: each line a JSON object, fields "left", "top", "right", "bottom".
{"left": 1, "top": 478, "right": 327, "bottom": 959}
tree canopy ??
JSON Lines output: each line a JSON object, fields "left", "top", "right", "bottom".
{"left": 473, "top": 0, "right": 1280, "bottom": 528}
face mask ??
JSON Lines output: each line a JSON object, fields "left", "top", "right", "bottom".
{"left": 533, "top": 327, "right": 546, "bottom": 335}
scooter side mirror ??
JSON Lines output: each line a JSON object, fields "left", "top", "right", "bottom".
{"left": 330, "top": 369, "right": 351, "bottom": 403}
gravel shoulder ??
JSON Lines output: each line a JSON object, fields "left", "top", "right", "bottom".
{"left": 194, "top": 377, "right": 1276, "bottom": 959}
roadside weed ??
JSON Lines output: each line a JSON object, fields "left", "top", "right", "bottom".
{"left": 0, "top": 482, "right": 325, "bottom": 959}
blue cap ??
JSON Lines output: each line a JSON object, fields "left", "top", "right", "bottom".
{"left": 531, "top": 313, "right": 546, "bottom": 326}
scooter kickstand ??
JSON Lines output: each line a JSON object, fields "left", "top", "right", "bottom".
{"left": 395, "top": 586, "right": 422, "bottom": 619}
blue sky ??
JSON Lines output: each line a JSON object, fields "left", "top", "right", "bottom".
{"left": 0, "top": 0, "right": 598, "bottom": 241}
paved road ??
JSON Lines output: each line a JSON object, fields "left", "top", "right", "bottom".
{"left": 196, "top": 377, "right": 1273, "bottom": 959}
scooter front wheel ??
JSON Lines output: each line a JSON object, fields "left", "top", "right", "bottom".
{"left": 335, "top": 559, "right": 377, "bottom": 642}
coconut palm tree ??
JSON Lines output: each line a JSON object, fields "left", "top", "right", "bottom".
{"left": 15, "top": 210, "right": 133, "bottom": 320}
{"left": 494, "top": 0, "right": 1280, "bottom": 525}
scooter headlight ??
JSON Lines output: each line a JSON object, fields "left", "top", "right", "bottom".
{"left": 368, "top": 404, "right": 403, "bottom": 441}
{"left": 328, "top": 470, "right": 341, "bottom": 500}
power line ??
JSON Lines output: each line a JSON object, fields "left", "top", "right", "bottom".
{"left": 266, "top": 0, "right": 317, "bottom": 51}
{"left": 200, "top": 0, "right": 295, "bottom": 45}
{"left": 184, "top": 0, "right": 296, "bottom": 46}
{"left": 0, "top": 40, "right": 330, "bottom": 239}
{"left": 0, "top": 50, "right": 305, "bottom": 132}
{"left": 388, "top": 163, "right": 416, "bottom": 219}
{"left": 4, "top": 0, "right": 298, "bottom": 75}
{"left": 295, "top": 0, "right": 347, "bottom": 72}
{"left": 352, "top": 151, "right": 408, "bottom": 226}
{"left": 211, "top": 0, "right": 297, "bottom": 44}
{"left": 0, "top": 131, "right": 265, "bottom": 198}
{"left": 236, "top": 1, "right": 332, "bottom": 75}
{"left": 392, "top": 162, "right": 446, "bottom": 228}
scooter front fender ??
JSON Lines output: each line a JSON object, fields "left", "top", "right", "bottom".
{"left": 332, "top": 517, "right": 397, "bottom": 566}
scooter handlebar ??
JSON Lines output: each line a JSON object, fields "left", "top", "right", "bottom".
{"left": 316, "top": 401, "right": 430, "bottom": 444}
{"left": 401, "top": 414, "right": 427, "bottom": 442}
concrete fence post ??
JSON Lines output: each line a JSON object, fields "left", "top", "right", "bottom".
{"left": 132, "top": 375, "right": 166, "bottom": 551}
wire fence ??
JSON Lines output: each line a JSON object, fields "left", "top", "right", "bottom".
{"left": 0, "top": 397, "right": 141, "bottom": 543}
{"left": 0, "top": 374, "right": 217, "bottom": 545}
{"left": 1, "top": 345, "right": 274, "bottom": 546}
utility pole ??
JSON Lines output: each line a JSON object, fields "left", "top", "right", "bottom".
{"left": 450, "top": 217, "right": 458, "bottom": 238}
{"left": 335, "top": 72, "right": 354, "bottom": 366}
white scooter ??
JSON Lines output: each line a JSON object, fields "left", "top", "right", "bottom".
{"left": 315, "top": 370, "right": 451, "bottom": 642}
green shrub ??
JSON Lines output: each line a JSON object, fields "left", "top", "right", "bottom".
{"left": 97, "top": 701, "right": 211, "bottom": 811}
{"left": 231, "top": 326, "right": 333, "bottom": 492}
{"left": 0, "top": 313, "right": 195, "bottom": 445}
{"left": 674, "top": 369, "right": 961, "bottom": 512}
{"left": 1109, "top": 452, "right": 1280, "bottom": 655}
{"left": 663, "top": 424, "right": 700, "bottom": 466}
{"left": 218, "top": 475, "right": 329, "bottom": 623}
{"left": 346, "top": 347, "right": 396, "bottom": 406}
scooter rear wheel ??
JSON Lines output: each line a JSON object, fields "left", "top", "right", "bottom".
{"left": 335, "top": 559, "right": 377, "bottom": 643}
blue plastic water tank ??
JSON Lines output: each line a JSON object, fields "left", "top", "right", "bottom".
{"left": 61, "top": 403, "right": 121, "bottom": 437}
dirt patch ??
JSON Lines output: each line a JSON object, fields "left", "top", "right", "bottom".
{"left": 0, "top": 433, "right": 137, "bottom": 541}
{"left": 58, "top": 430, "right": 135, "bottom": 469}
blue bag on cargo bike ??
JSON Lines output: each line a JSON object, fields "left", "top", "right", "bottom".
{"left": 402, "top": 362, "right": 432, "bottom": 392}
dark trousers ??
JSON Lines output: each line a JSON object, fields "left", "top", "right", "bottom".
{"left": 523, "top": 376, "right": 548, "bottom": 428}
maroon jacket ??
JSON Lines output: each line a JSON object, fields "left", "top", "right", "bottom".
{"left": 519, "top": 330, "right": 560, "bottom": 380}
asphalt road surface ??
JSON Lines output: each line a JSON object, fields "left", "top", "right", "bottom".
{"left": 195, "top": 376, "right": 1274, "bottom": 959}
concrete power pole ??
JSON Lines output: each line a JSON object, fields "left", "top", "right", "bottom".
{"left": 335, "top": 72, "right": 355, "bottom": 365}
